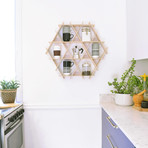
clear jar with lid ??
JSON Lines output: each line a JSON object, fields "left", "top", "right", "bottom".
{"left": 82, "top": 63, "right": 91, "bottom": 76}
{"left": 82, "top": 27, "right": 91, "bottom": 41}
{"left": 92, "top": 43, "right": 99, "bottom": 59}
{"left": 143, "top": 79, "right": 148, "bottom": 101}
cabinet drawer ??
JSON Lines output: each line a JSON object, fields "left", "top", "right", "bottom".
{"left": 102, "top": 109, "right": 135, "bottom": 148}
{"left": 102, "top": 109, "right": 118, "bottom": 130}
{"left": 102, "top": 123, "right": 118, "bottom": 148}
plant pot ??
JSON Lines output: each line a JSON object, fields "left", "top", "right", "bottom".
{"left": 0, "top": 89, "right": 17, "bottom": 103}
{"left": 115, "top": 94, "right": 133, "bottom": 106}
{"left": 133, "top": 94, "right": 143, "bottom": 107}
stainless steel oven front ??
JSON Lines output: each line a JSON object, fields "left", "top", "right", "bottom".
{"left": 1, "top": 105, "right": 24, "bottom": 148}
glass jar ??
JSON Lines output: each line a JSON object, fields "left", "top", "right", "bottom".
{"left": 92, "top": 43, "right": 99, "bottom": 59}
{"left": 143, "top": 80, "right": 148, "bottom": 101}
{"left": 82, "top": 63, "right": 91, "bottom": 76}
{"left": 82, "top": 27, "right": 91, "bottom": 41}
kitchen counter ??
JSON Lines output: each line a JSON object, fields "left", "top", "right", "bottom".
{"left": 0, "top": 104, "right": 23, "bottom": 120}
{"left": 100, "top": 94, "right": 148, "bottom": 148}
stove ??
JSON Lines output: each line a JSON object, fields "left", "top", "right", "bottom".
{"left": 0, "top": 104, "right": 24, "bottom": 148}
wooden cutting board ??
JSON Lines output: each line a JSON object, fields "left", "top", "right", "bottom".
{"left": 0, "top": 103, "right": 19, "bottom": 109}
{"left": 133, "top": 106, "right": 148, "bottom": 112}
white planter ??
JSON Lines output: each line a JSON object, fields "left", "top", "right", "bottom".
{"left": 115, "top": 94, "right": 133, "bottom": 106}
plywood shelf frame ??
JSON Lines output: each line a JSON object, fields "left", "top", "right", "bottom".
{"left": 59, "top": 24, "right": 95, "bottom": 27}
{"left": 46, "top": 23, "right": 107, "bottom": 78}
{"left": 73, "top": 26, "right": 97, "bottom": 68}
{"left": 65, "top": 26, "right": 89, "bottom": 76}
{"left": 58, "top": 33, "right": 73, "bottom": 59}
{"left": 92, "top": 52, "right": 106, "bottom": 76}
{"left": 72, "top": 59, "right": 82, "bottom": 76}
{"left": 48, "top": 41, "right": 104, "bottom": 44}
{"left": 46, "top": 25, "right": 63, "bottom": 54}
{"left": 81, "top": 42, "right": 97, "bottom": 68}
{"left": 90, "top": 25, "right": 107, "bottom": 54}
{"left": 71, "top": 26, "right": 91, "bottom": 61}
{"left": 71, "top": 25, "right": 81, "bottom": 41}
{"left": 72, "top": 25, "right": 98, "bottom": 69}
{"left": 51, "top": 59, "right": 64, "bottom": 78}
{"left": 71, "top": 61, "right": 81, "bottom": 76}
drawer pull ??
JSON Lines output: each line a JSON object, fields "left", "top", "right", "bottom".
{"left": 106, "top": 116, "right": 118, "bottom": 129}
{"left": 106, "top": 134, "right": 117, "bottom": 148}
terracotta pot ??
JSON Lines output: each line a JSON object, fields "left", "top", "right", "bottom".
{"left": 133, "top": 94, "right": 143, "bottom": 107}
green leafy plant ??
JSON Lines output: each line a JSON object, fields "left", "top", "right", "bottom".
{"left": 108, "top": 59, "right": 143, "bottom": 96}
{"left": 0, "top": 80, "right": 20, "bottom": 90}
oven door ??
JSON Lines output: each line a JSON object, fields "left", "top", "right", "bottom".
{"left": 4, "top": 116, "right": 24, "bottom": 148}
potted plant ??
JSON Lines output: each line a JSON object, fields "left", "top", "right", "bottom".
{"left": 108, "top": 59, "right": 143, "bottom": 106}
{"left": 0, "top": 80, "right": 20, "bottom": 103}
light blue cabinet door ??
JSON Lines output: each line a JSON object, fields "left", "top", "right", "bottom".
{"left": 102, "top": 119, "right": 116, "bottom": 148}
{"left": 102, "top": 109, "right": 135, "bottom": 148}
{"left": 102, "top": 110, "right": 118, "bottom": 148}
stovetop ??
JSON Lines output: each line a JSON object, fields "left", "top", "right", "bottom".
{"left": 0, "top": 103, "right": 23, "bottom": 119}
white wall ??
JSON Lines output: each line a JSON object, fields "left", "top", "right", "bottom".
{"left": 127, "top": 0, "right": 148, "bottom": 61}
{"left": 24, "top": 108, "right": 100, "bottom": 148}
{"left": 22, "top": 0, "right": 127, "bottom": 105}
{"left": 0, "top": 0, "right": 15, "bottom": 80}
{"left": 135, "top": 59, "right": 148, "bottom": 75}
{"left": 22, "top": 0, "right": 127, "bottom": 148}
{"left": 126, "top": 0, "right": 148, "bottom": 75}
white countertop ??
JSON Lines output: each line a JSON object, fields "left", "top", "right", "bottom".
{"left": 100, "top": 94, "right": 148, "bottom": 148}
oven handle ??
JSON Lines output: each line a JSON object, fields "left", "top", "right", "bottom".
{"left": 5, "top": 115, "right": 23, "bottom": 135}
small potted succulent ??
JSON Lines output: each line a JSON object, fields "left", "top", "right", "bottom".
{"left": 0, "top": 80, "right": 20, "bottom": 103}
{"left": 108, "top": 59, "right": 143, "bottom": 106}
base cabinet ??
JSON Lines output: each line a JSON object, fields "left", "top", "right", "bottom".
{"left": 102, "top": 109, "right": 135, "bottom": 148}
{"left": 0, "top": 120, "right": 1, "bottom": 148}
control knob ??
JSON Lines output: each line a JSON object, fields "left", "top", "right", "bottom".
{"left": 8, "top": 116, "right": 15, "bottom": 122}
{"left": 15, "top": 112, "right": 19, "bottom": 118}
{"left": 20, "top": 109, "right": 24, "bottom": 114}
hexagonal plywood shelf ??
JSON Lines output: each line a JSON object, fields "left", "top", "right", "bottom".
{"left": 46, "top": 23, "right": 107, "bottom": 78}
